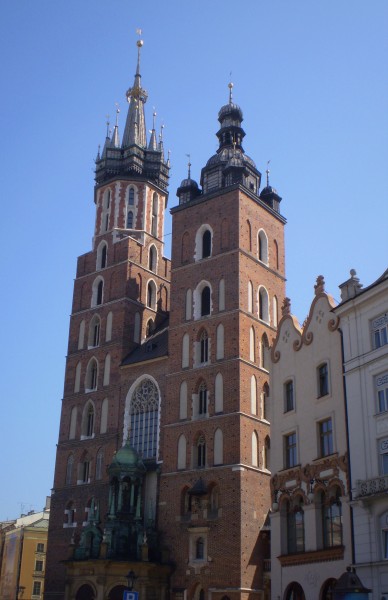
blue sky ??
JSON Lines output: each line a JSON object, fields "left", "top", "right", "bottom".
{"left": 0, "top": 0, "right": 387, "bottom": 520}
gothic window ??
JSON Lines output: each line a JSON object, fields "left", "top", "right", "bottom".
{"left": 247, "top": 220, "right": 252, "bottom": 251}
{"left": 264, "top": 436, "right": 270, "bottom": 470}
{"left": 179, "top": 381, "right": 188, "bottom": 419}
{"left": 129, "top": 378, "right": 159, "bottom": 459}
{"left": 201, "top": 286, "right": 211, "bottom": 316}
{"left": 260, "top": 333, "right": 269, "bottom": 369}
{"left": 91, "top": 277, "right": 104, "bottom": 307}
{"left": 100, "top": 398, "right": 108, "bottom": 433}
{"left": 258, "top": 229, "right": 268, "bottom": 264}
{"left": 274, "top": 239, "right": 279, "bottom": 270}
{"left": 182, "top": 333, "right": 190, "bottom": 368}
{"left": 146, "top": 318, "right": 154, "bottom": 337}
{"left": 258, "top": 286, "right": 269, "bottom": 322}
{"left": 249, "top": 326, "right": 255, "bottom": 362}
{"left": 134, "top": 312, "right": 140, "bottom": 343}
{"left": 200, "top": 330, "right": 209, "bottom": 363}
{"left": 97, "top": 241, "right": 107, "bottom": 270}
{"left": 95, "top": 450, "right": 103, "bottom": 480}
{"left": 78, "top": 458, "right": 90, "bottom": 484}
{"left": 218, "top": 278, "right": 225, "bottom": 311}
{"left": 214, "top": 428, "right": 223, "bottom": 465}
{"left": 74, "top": 362, "right": 81, "bottom": 394}
{"left": 197, "top": 435, "right": 206, "bottom": 467}
{"left": 126, "top": 210, "right": 134, "bottom": 229}
{"left": 185, "top": 289, "right": 193, "bottom": 320}
{"left": 103, "top": 353, "right": 111, "bottom": 386}
{"left": 147, "top": 280, "right": 156, "bottom": 309}
{"left": 64, "top": 501, "right": 76, "bottom": 526}
{"left": 69, "top": 406, "right": 77, "bottom": 439}
{"left": 78, "top": 320, "right": 85, "bottom": 349}
{"left": 252, "top": 431, "right": 259, "bottom": 467}
{"left": 85, "top": 359, "right": 98, "bottom": 392}
{"left": 149, "top": 245, "right": 157, "bottom": 272}
{"left": 151, "top": 192, "right": 158, "bottom": 236}
{"left": 101, "top": 189, "right": 111, "bottom": 234}
{"left": 128, "top": 187, "right": 135, "bottom": 205}
{"left": 88, "top": 315, "right": 101, "bottom": 348}
{"left": 248, "top": 280, "right": 253, "bottom": 313}
{"left": 216, "top": 324, "right": 224, "bottom": 359}
{"left": 66, "top": 455, "right": 74, "bottom": 485}
{"left": 318, "top": 363, "right": 329, "bottom": 396}
{"left": 106, "top": 311, "right": 113, "bottom": 341}
{"left": 198, "top": 382, "right": 208, "bottom": 415}
{"left": 215, "top": 373, "right": 223, "bottom": 413}
{"left": 202, "top": 230, "right": 211, "bottom": 258}
{"left": 251, "top": 375, "right": 257, "bottom": 415}
{"left": 81, "top": 403, "right": 95, "bottom": 438}
{"left": 177, "top": 434, "right": 187, "bottom": 470}
{"left": 273, "top": 295, "right": 278, "bottom": 326}
{"left": 287, "top": 497, "right": 305, "bottom": 554}
{"left": 263, "top": 382, "right": 270, "bottom": 421}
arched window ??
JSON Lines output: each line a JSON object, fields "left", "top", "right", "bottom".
{"left": 284, "top": 582, "right": 306, "bottom": 600}
{"left": 82, "top": 402, "right": 95, "bottom": 438}
{"left": 216, "top": 324, "right": 224, "bottom": 360}
{"left": 215, "top": 373, "right": 223, "bottom": 413}
{"left": 214, "top": 428, "right": 223, "bottom": 465}
{"left": 264, "top": 436, "right": 270, "bottom": 470}
{"left": 201, "top": 286, "right": 211, "bottom": 316}
{"left": 103, "top": 353, "right": 111, "bottom": 386}
{"left": 196, "top": 537, "right": 205, "bottom": 559}
{"left": 197, "top": 436, "right": 206, "bottom": 467}
{"left": 74, "top": 362, "right": 81, "bottom": 393}
{"left": 95, "top": 449, "right": 103, "bottom": 480}
{"left": 263, "top": 382, "right": 270, "bottom": 421}
{"left": 69, "top": 406, "right": 77, "bottom": 439}
{"left": 274, "top": 239, "right": 279, "bottom": 270}
{"left": 247, "top": 220, "right": 252, "bottom": 251}
{"left": 101, "top": 189, "right": 111, "bottom": 234}
{"left": 146, "top": 318, "right": 154, "bottom": 337}
{"left": 177, "top": 434, "right": 187, "bottom": 470}
{"left": 91, "top": 278, "right": 104, "bottom": 307}
{"left": 251, "top": 375, "right": 257, "bottom": 415}
{"left": 65, "top": 501, "right": 76, "bottom": 526}
{"left": 85, "top": 359, "right": 98, "bottom": 392}
{"left": 320, "top": 579, "right": 337, "bottom": 600}
{"left": 78, "top": 319, "right": 85, "bottom": 350}
{"left": 106, "top": 311, "right": 113, "bottom": 342}
{"left": 218, "top": 278, "right": 225, "bottom": 311}
{"left": 260, "top": 333, "right": 269, "bottom": 369}
{"left": 185, "top": 289, "right": 193, "bottom": 320}
{"left": 258, "top": 230, "right": 268, "bottom": 264}
{"left": 252, "top": 431, "right": 259, "bottom": 467}
{"left": 151, "top": 192, "right": 158, "bottom": 237}
{"left": 100, "top": 398, "right": 108, "bottom": 433}
{"left": 147, "top": 280, "right": 156, "bottom": 309}
{"left": 287, "top": 496, "right": 305, "bottom": 554}
{"left": 128, "top": 378, "right": 159, "bottom": 459}
{"left": 75, "top": 584, "right": 95, "bottom": 600}
{"left": 126, "top": 210, "right": 134, "bottom": 229}
{"left": 179, "top": 381, "right": 188, "bottom": 419}
{"left": 66, "top": 455, "right": 74, "bottom": 485}
{"left": 182, "top": 333, "right": 190, "bottom": 368}
{"left": 88, "top": 315, "right": 101, "bottom": 348}
{"left": 200, "top": 330, "right": 209, "bottom": 364}
{"left": 198, "top": 382, "right": 208, "bottom": 415}
{"left": 273, "top": 295, "right": 278, "bottom": 327}
{"left": 202, "top": 230, "right": 211, "bottom": 258}
{"left": 248, "top": 281, "right": 253, "bottom": 313}
{"left": 134, "top": 312, "right": 140, "bottom": 343}
{"left": 259, "top": 287, "right": 269, "bottom": 323}
{"left": 149, "top": 245, "right": 157, "bottom": 272}
{"left": 128, "top": 187, "right": 135, "bottom": 205}
{"left": 96, "top": 242, "right": 107, "bottom": 270}
{"left": 249, "top": 326, "right": 255, "bottom": 362}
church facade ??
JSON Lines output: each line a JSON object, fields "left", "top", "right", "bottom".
{"left": 44, "top": 39, "right": 286, "bottom": 600}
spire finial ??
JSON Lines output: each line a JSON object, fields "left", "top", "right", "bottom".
{"left": 159, "top": 123, "right": 165, "bottom": 141}
{"left": 105, "top": 114, "right": 110, "bottom": 138}
{"left": 115, "top": 103, "right": 120, "bottom": 127}
{"left": 186, "top": 153, "right": 191, "bottom": 178}
{"left": 136, "top": 28, "right": 143, "bottom": 75}
{"left": 228, "top": 79, "right": 234, "bottom": 104}
{"left": 152, "top": 108, "right": 156, "bottom": 130}
{"left": 266, "top": 160, "right": 271, "bottom": 187}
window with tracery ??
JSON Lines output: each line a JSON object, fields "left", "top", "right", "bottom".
{"left": 129, "top": 379, "right": 159, "bottom": 459}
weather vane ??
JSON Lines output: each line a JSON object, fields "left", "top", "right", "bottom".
{"left": 266, "top": 160, "right": 271, "bottom": 186}
{"left": 185, "top": 153, "right": 191, "bottom": 178}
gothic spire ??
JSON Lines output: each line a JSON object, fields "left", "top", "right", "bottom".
{"left": 111, "top": 105, "right": 121, "bottom": 148}
{"left": 148, "top": 110, "right": 158, "bottom": 150}
{"left": 122, "top": 36, "right": 148, "bottom": 148}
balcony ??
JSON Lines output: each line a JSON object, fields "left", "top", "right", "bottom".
{"left": 356, "top": 474, "right": 388, "bottom": 499}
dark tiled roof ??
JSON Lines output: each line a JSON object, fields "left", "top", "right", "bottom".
{"left": 121, "top": 319, "right": 169, "bottom": 366}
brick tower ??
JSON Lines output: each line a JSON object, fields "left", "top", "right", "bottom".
{"left": 44, "top": 39, "right": 171, "bottom": 600}
{"left": 158, "top": 84, "right": 286, "bottom": 600}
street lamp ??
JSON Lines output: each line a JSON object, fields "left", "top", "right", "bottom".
{"left": 333, "top": 567, "right": 371, "bottom": 600}
{"left": 126, "top": 570, "right": 137, "bottom": 591}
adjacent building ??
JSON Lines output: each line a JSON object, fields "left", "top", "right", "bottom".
{"left": 269, "top": 278, "right": 352, "bottom": 600}
{"left": 335, "top": 268, "right": 388, "bottom": 599}
{"left": 44, "top": 39, "right": 285, "bottom": 600}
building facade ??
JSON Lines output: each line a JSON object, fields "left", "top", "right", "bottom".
{"left": 269, "top": 278, "right": 352, "bottom": 600}
{"left": 44, "top": 40, "right": 286, "bottom": 600}
{"left": 335, "top": 269, "right": 388, "bottom": 599}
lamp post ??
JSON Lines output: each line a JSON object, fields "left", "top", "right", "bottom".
{"left": 126, "top": 570, "right": 137, "bottom": 591}
{"left": 333, "top": 567, "right": 371, "bottom": 600}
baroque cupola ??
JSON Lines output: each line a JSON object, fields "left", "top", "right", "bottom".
{"left": 260, "top": 164, "right": 282, "bottom": 212}
{"left": 95, "top": 38, "right": 169, "bottom": 190}
{"left": 176, "top": 156, "right": 201, "bottom": 205}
